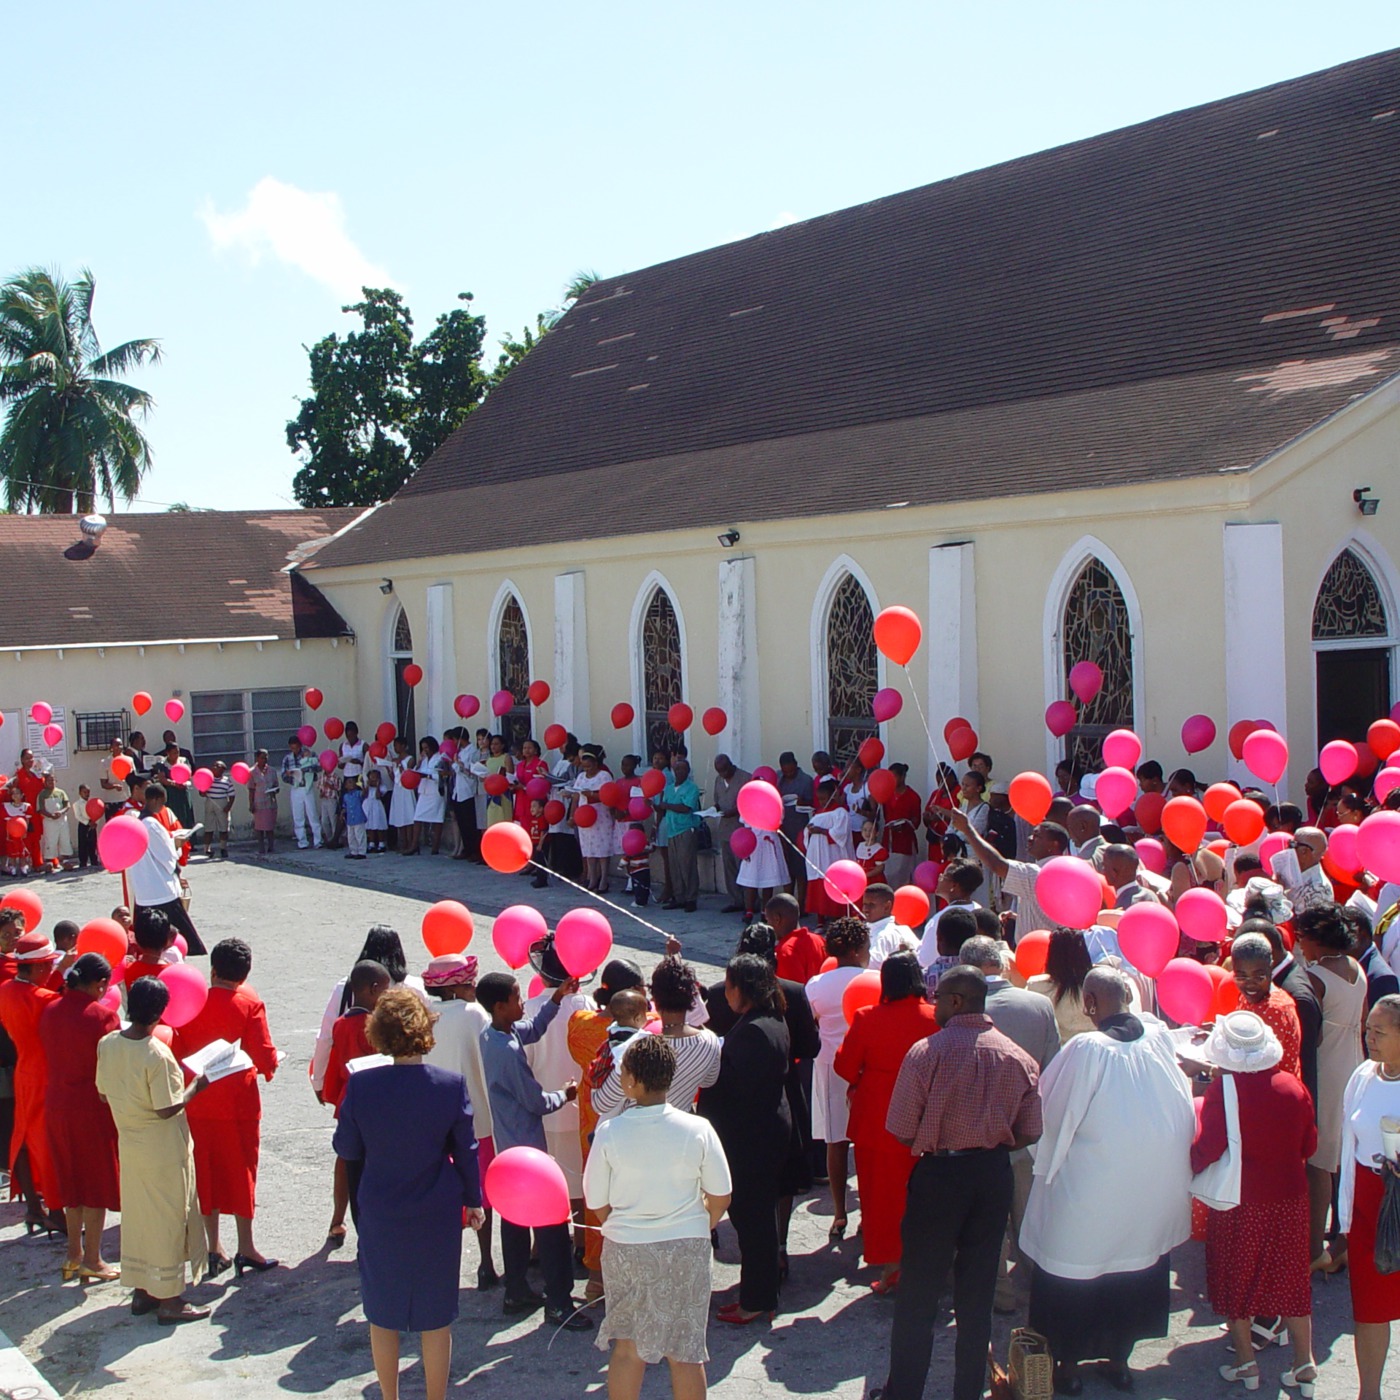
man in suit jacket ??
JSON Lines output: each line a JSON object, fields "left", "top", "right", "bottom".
{"left": 960, "top": 933, "right": 1059, "bottom": 1312}
{"left": 1257, "top": 921, "right": 1321, "bottom": 1110}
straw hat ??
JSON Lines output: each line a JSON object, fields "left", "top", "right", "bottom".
{"left": 1207, "top": 1010, "right": 1283, "bottom": 1075}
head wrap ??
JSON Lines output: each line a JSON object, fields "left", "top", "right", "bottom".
{"left": 422, "top": 953, "right": 478, "bottom": 989}
{"left": 13, "top": 931, "right": 58, "bottom": 962}
{"left": 1208, "top": 1010, "right": 1283, "bottom": 1075}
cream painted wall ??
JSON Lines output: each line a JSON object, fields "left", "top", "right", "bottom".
{"left": 305, "top": 380, "right": 1400, "bottom": 804}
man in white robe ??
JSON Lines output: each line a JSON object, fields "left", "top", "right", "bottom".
{"left": 1020, "top": 967, "right": 1195, "bottom": 1393}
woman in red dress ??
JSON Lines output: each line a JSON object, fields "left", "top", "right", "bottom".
{"left": 171, "top": 938, "right": 280, "bottom": 1277}
{"left": 512, "top": 739, "right": 548, "bottom": 827}
{"left": 40, "top": 952, "right": 121, "bottom": 1280}
{"left": 1230, "top": 933, "right": 1303, "bottom": 1080}
{"left": 832, "top": 951, "right": 939, "bottom": 1292}
{"left": 0, "top": 931, "right": 63, "bottom": 1234}
{"left": 1193, "top": 1011, "right": 1318, "bottom": 1394}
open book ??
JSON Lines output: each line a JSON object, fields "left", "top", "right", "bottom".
{"left": 172, "top": 823, "right": 204, "bottom": 843}
{"left": 181, "top": 1038, "right": 254, "bottom": 1082}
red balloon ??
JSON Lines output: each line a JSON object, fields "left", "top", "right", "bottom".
{"left": 1134, "top": 791, "right": 1166, "bottom": 835}
{"left": 483, "top": 773, "right": 509, "bottom": 797}
{"left": 76, "top": 917, "right": 128, "bottom": 966}
{"left": 1203, "top": 783, "right": 1242, "bottom": 823}
{"left": 399, "top": 769, "right": 423, "bottom": 791}
{"left": 1045, "top": 700, "right": 1077, "bottom": 737}
{"left": 598, "top": 781, "right": 624, "bottom": 810}
{"left": 324, "top": 717, "right": 346, "bottom": 740}
{"left": 702, "top": 707, "right": 727, "bottom": 736}
{"left": 1369, "top": 719, "right": 1400, "bottom": 760}
{"left": 454, "top": 694, "right": 481, "bottom": 719}
{"left": 1, "top": 889, "right": 43, "bottom": 927}
{"left": 819, "top": 956, "right": 838, "bottom": 973}
{"left": 947, "top": 725, "right": 978, "bottom": 763}
{"left": 481, "top": 822, "right": 533, "bottom": 873}
{"left": 368, "top": 741, "right": 388, "bottom": 760}
{"left": 543, "top": 724, "right": 567, "bottom": 750}
{"left": 1222, "top": 799, "right": 1265, "bottom": 846}
{"left": 527, "top": 680, "right": 551, "bottom": 706}
{"left": 109, "top": 754, "right": 133, "bottom": 781}
{"left": 6, "top": 817, "right": 27, "bottom": 840}
{"left": 611, "top": 702, "right": 635, "bottom": 730}
{"left": 1008, "top": 772, "right": 1053, "bottom": 825}
{"left": 858, "top": 737, "right": 885, "bottom": 769}
{"left": 893, "top": 885, "right": 930, "bottom": 926}
{"left": 132, "top": 691, "right": 152, "bottom": 716}
{"left": 873, "top": 606, "right": 922, "bottom": 665}
{"left": 403, "top": 663, "right": 424, "bottom": 687}
{"left": 730, "top": 827, "right": 758, "bottom": 860}
{"left": 1162, "top": 796, "right": 1208, "bottom": 853}
{"left": 573, "top": 803, "right": 598, "bottom": 829}
{"left": 422, "top": 900, "right": 475, "bottom": 957}
{"left": 376, "top": 722, "right": 396, "bottom": 745}
{"left": 1228, "top": 719, "right": 1261, "bottom": 761}
{"left": 1014, "top": 930, "right": 1051, "bottom": 978}
{"left": 85, "top": 797, "right": 106, "bottom": 822}
{"left": 867, "top": 769, "right": 898, "bottom": 804}
{"left": 943, "top": 716, "right": 971, "bottom": 744}
{"left": 668, "top": 702, "right": 693, "bottom": 733}
{"left": 305, "top": 687, "right": 323, "bottom": 711}
{"left": 841, "top": 969, "right": 883, "bottom": 1025}
{"left": 640, "top": 769, "right": 666, "bottom": 799}
{"left": 1355, "top": 742, "right": 1380, "bottom": 781}
{"left": 543, "top": 800, "right": 566, "bottom": 825}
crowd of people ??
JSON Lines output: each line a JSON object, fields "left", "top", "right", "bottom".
{"left": 5, "top": 718, "right": 1400, "bottom": 1400}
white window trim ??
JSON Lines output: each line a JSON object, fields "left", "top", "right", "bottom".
{"left": 629, "top": 571, "right": 690, "bottom": 755}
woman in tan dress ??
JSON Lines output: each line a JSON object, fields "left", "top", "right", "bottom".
{"left": 95, "top": 975, "right": 211, "bottom": 1323}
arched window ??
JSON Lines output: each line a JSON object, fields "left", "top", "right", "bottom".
{"left": 1061, "top": 558, "right": 1134, "bottom": 774}
{"left": 641, "top": 587, "right": 684, "bottom": 759}
{"left": 496, "top": 594, "right": 532, "bottom": 745}
{"left": 825, "top": 573, "right": 878, "bottom": 763}
{"left": 389, "top": 607, "right": 416, "bottom": 748}
{"left": 1313, "top": 547, "right": 1394, "bottom": 745}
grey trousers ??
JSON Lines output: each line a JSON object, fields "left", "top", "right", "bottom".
{"left": 668, "top": 827, "right": 700, "bottom": 904}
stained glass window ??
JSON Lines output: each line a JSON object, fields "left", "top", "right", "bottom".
{"left": 642, "top": 587, "right": 684, "bottom": 759}
{"left": 826, "top": 574, "right": 878, "bottom": 764}
{"left": 393, "top": 609, "right": 413, "bottom": 653}
{"left": 497, "top": 596, "right": 532, "bottom": 746}
{"left": 1062, "top": 559, "right": 1134, "bottom": 775}
{"left": 389, "top": 608, "right": 416, "bottom": 747}
{"left": 1313, "top": 550, "right": 1388, "bottom": 640}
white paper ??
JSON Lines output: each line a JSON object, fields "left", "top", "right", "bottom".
{"left": 695, "top": 807, "right": 721, "bottom": 819}
{"left": 182, "top": 1038, "right": 254, "bottom": 1081}
{"left": 1167, "top": 1025, "right": 1216, "bottom": 1065}
{"left": 346, "top": 1053, "right": 392, "bottom": 1074}
{"left": 470, "top": 763, "right": 490, "bottom": 777}
{"left": 172, "top": 824, "right": 204, "bottom": 842}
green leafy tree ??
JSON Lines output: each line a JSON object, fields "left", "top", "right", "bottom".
{"left": 0, "top": 267, "right": 161, "bottom": 513}
{"left": 488, "top": 271, "right": 600, "bottom": 389}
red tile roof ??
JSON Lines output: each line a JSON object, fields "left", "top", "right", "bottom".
{"left": 0, "top": 510, "right": 360, "bottom": 649}
{"left": 309, "top": 48, "right": 1400, "bottom": 570}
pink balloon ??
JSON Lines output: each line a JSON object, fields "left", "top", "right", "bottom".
{"left": 169, "top": 763, "right": 191, "bottom": 785}
{"left": 525, "top": 777, "right": 552, "bottom": 802}
{"left": 1181, "top": 714, "right": 1217, "bottom": 755}
{"left": 192, "top": 768, "right": 214, "bottom": 795}
{"left": 1319, "top": 740, "right": 1358, "bottom": 787}
{"left": 1328, "top": 823, "right": 1362, "bottom": 875}
{"left": 490, "top": 689, "right": 515, "bottom": 718}
{"left": 1035, "top": 856, "right": 1103, "bottom": 928}
{"left": 455, "top": 694, "right": 481, "bottom": 720}
{"left": 621, "top": 828, "right": 647, "bottom": 858}
{"left": 98, "top": 982, "right": 122, "bottom": 1013}
{"left": 1258, "top": 830, "right": 1290, "bottom": 875}
{"left": 1095, "top": 766, "right": 1138, "bottom": 820}
{"left": 30, "top": 701, "right": 53, "bottom": 726}
{"left": 1068, "top": 661, "right": 1103, "bottom": 704}
{"left": 555, "top": 908, "right": 613, "bottom": 977}
{"left": 231, "top": 762, "right": 251, "bottom": 784}
{"left": 1117, "top": 902, "right": 1180, "bottom": 978}
{"left": 751, "top": 766, "right": 778, "bottom": 785}
{"left": 730, "top": 827, "right": 758, "bottom": 861}
{"left": 1241, "top": 729, "right": 1289, "bottom": 785}
{"left": 1156, "top": 958, "right": 1215, "bottom": 1025}
{"left": 527, "top": 974, "right": 544, "bottom": 998}
{"left": 97, "top": 814, "right": 149, "bottom": 872}
{"left": 1101, "top": 729, "right": 1142, "bottom": 771}
{"left": 913, "top": 860, "right": 942, "bottom": 892}
{"left": 297, "top": 724, "right": 317, "bottom": 747}
{"left": 1175, "top": 887, "right": 1229, "bottom": 943}
{"left": 823, "top": 858, "right": 868, "bottom": 907}
{"left": 486, "top": 1145, "right": 571, "bottom": 1227}
{"left": 172, "top": 933, "right": 189, "bottom": 958}
{"left": 492, "top": 905, "right": 547, "bottom": 969}
{"left": 42, "top": 723, "right": 64, "bottom": 748}
{"left": 164, "top": 699, "right": 185, "bottom": 723}
{"left": 440, "top": 738, "right": 459, "bottom": 760}
{"left": 1357, "top": 811, "right": 1400, "bottom": 884}
{"left": 158, "top": 962, "right": 209, "bottom": 1029}
{"left": 737, "top": 780, "right": 784, "bottom": 833}
{"left": 872, "top": 688, "right": 903, "bottom": 723}
{"left": 319, "top": 750, "right": 339, "bottom": 773}
{"left": 1134, "top": 838, "right": 1167, "bottom": 877}
{"left": 1375, "top": 768, "right": 1400, "bottom": 804}
{"left": 1045, "top": 700, "right": 1077, "bottom": 738}
{"left": 627, "top": 796, "right": 651, "bottom": 822}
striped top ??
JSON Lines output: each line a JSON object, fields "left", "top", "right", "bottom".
{"left": 592, "top": 1027, "right": 722, "bottom": 1117}
{"left": 204, "top": 777, "right": 235, "bottom": 804}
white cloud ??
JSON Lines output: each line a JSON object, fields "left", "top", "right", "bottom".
{"left": 768, "top": 210, "right": 799, "bottom": 230}
{"left": 199, "top": 177, "right": 395, "bottom": 299}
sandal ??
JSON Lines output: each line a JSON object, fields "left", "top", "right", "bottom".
{"left": 1218, "top": 1362, "right": 1259, "bottom": 1391}
{"left": 870, "top": 1269, "right": 901, "bottom": 1296}
{"left": 828, "top": 1216, "right": 848, "bottom": 1241}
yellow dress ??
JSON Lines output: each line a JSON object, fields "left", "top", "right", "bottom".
{"left": 95, "top": 1032, "right": 205, "bottom": 1297}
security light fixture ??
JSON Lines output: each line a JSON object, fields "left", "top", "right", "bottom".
{"left": 717, "top": 529, "right": 741, "bottom": 549}
{"left": 380, "top": 578, "right": 394, "bottom": 595}
{"left": 1354, "top": 488, "right": 1380, "bottom": 517}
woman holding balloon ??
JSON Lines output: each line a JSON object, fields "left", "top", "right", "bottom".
{"left": 411, "top": 736, "right": 449, "bottom": 856}
{"left": 39, "top": 951, "right": 121, "bottom": 1280}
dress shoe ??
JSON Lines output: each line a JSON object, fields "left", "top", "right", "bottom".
{"left": 682, "top": 902, "right": 698, "bottom": 912}
{"left": 502, "top": 1292, "right": 545, "bottom": 1315}
{"left": 131, "top": 1289, "right": 159, "bottom": 1316}
{"left": 157, "top": 1301, "right": 211, "bottom": 1325}
{"left": 661, "top": 900, "right": 682, "bottom": 910}
{"left": 545, "top": 1304, "right": 593, "bottom": 1331}
{"left": 477, "top": 1261, "right": 500, "bottom": 1290}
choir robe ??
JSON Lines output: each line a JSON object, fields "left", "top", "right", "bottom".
{"left": 172, "top": 984, "right": 278, "bottom": 1218}
{"left": 0, "top": 978, "right": 62, "bottom": 1206}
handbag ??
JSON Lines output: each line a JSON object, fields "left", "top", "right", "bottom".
{"left": 1191, "top": 1072, "right": 1242, "bottom": 1211}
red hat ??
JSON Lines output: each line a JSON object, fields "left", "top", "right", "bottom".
{"left": 13, "top": 931, "right": 58, "bottom": 962}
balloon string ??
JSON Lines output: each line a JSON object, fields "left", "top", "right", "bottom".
{"left": 776, "top": 830, "right": 861, "bottom": 912}
{"left": 524, "top": 858, "right": 674, "bottom": 944}
{"left": 900, "top": 663, "right": 962, "bottom": 808}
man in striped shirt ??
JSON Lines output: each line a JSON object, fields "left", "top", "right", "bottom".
{"left": 202, "top": 761, "right": 236, "bottom": 859}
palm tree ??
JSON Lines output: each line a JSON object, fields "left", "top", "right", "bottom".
{"left": 0, "top": 267, "right": 161, "bottom": 513}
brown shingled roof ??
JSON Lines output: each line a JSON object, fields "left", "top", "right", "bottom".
{"left": 0, "top": 509, "right": 360, "bottom": 649}
{"left": 309, "top": 48, "right": 1400, "bottom": 571}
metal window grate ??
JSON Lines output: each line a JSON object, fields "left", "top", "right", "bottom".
{"left": 1062, "top": 558, "right": 1135, "bottom": 774}
{"left": 75, "top": 709, "right": 131, "bottom": 751}
{"left": 642, "top": 586, "right": 684, "bottom": 758}
{"left": 826, "top": 574, "right": 878, "bottom": 764}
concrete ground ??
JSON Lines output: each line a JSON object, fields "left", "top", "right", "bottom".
{"left": 1, "top": 841, "right": 1394, "bottom": 1398}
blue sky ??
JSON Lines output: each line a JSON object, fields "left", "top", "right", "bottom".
{"left": 6, "top": 2, "right": 1398, "bottom": 511}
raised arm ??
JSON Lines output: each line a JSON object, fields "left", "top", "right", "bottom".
{"left": 947, "top": 806, "right": 1009, "bottom": 881}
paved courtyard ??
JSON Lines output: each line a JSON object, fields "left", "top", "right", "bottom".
{"left": 1, "top": 844, "right": 1393, "bottom": 1398}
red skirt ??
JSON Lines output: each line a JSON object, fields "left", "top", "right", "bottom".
{"left": 191, "top": 1115, "right": 260, "bottom": 1218}
{"left": 46, "top": 1103, "right": 120, "bottom": 1212}
{"left": 853, "top": 1139, "right": 916, "bottom": 1266}
{"left": 1348, "top": 1164, "right": 1400, "bottom": 1324}
{"left": 1206, "top": 1195, "right": 1311, "bottom": 1320}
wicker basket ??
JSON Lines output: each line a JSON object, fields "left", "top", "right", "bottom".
{"left": 1008, "top": 1327, "right": 1053, "bottom": 1400}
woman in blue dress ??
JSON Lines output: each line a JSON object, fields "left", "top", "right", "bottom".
{"left": 334, "top": 988, "right": 483, "bottom": 1400}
